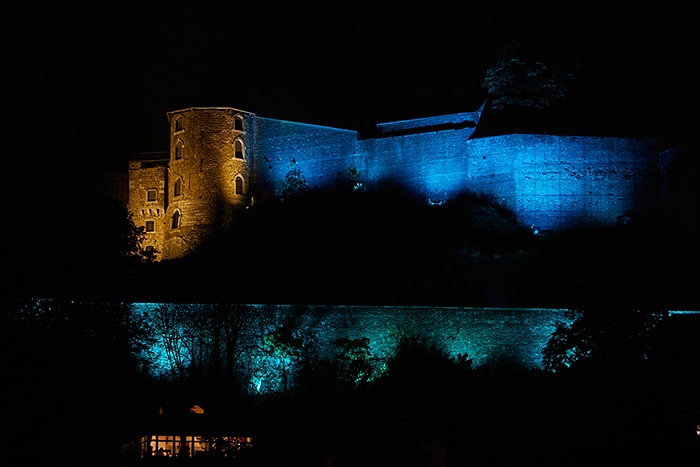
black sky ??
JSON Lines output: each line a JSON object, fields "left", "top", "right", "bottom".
{"left": 4, "top": 1, "right": 696, "bottom": 173}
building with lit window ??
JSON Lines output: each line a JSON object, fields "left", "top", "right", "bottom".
{"left": 122, "top": 405, "right": 253, "bottom": 465}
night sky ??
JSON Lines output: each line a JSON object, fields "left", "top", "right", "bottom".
{"left": 5, "top": 2, "right": 696, "bottom": 173}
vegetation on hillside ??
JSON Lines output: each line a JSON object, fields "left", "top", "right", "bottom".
{"left": 138, "top": 186, "right": 698, "bottom": 307}
{"left": 4, "top": 182, "right": 699, "bottom": 307}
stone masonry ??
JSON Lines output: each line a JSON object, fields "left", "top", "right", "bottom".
{"left": 129, "top": 105, "right": 668, "bottom": 260}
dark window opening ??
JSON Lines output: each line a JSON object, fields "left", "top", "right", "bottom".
{"left": 174, "top": 178, "right": 182, "bottom": 197}
{"left": 175, "top": 116, "right": 183, "bottom": 132}
{"left": 235, "top": 176, "right": 244, "bottom": 194}
{"left": 235, "top": 140, "right": 244, "bottom": 159}
{"left": 172, "top": 211, "right": 180, "bottom": 229}
{"left": 145, "top": 220, "right": 155, "bottom": 232}
{"left": 175, "top": 141, "right": 184, "bottom": 160}
{"left": 147, "top": 190, "right": 157, "bottom": 202}
{"left": 234, "top": 116, "right": 244, "bottom": 131}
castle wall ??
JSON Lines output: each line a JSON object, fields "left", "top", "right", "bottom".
{"left": 510, "top": 135, "right": 662, "bottom": 230}
{"left": 253, "top": 124, "right": 662, "bottom": 233}
{"left": 251, "top": 117, "right": 359, "bottom": 197}
{"left": 128, "top": 155, "right": 169, "bottom": 257}
{"left": 354, "top": 127, "right": 476, "bottom": 203}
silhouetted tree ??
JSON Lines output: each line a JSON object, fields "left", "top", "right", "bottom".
{"left": 279, "top": 164, "right": 309, "bottom": 200}
{"left": 542, "top": 307, "right": 666, "bottom": 375}
{"left": 261, "top": 323, "right": 306, "bottom": 392}
{"left": 384, "top": 335, "right": 472, "bottom": 392}
{"left": 540, "top": 308, "right": 700, "bottom": 461}
{"left": 92, "top": 197, "right": 155, "bottom": 262}
{"left": 482, "top": 36, "right": 579, "bottom": 110}
{"left": 332, "top": 337, "right": 381, "bottom": 387}
{"left": 144, "top": 303, "right": 255, "bottom": 389}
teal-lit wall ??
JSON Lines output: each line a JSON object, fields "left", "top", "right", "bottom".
{"left": 137, "top": 304, "right": 575, "bottom": 393}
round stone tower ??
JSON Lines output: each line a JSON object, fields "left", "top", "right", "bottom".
{"left": 162, "top": 107, "right": 253, "bottom": 259}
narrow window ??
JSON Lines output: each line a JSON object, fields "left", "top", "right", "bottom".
{"left": 235, "top": 140, "right": 244, "bottom": 159}
{"left": 147, "top": 189, "right": 157, "bottom": 202}
{"left": 145, "top": 220, "right": 155, "bottom": 232}
{"left": 175, "top": 140, "right": 184, "bottom": 160}
{"left": 174, "top": 178, "right": 182, "bottom": 197}
{"left": 235, "top": 176, "right": 244, "bottom": 194}
{"left": 175, "top": 116, "right": 184, "bottom": 132}
{"left": 234, "top": 115, "right": 244, "bottom": 131}
{"left": 172, "top": 211, "right": 180, "bottom": 229}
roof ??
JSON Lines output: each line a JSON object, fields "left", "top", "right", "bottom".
{"left": 359, "top": 94, "right": 488, "bottom": 138}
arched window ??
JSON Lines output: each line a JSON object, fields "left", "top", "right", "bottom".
{"left": 171, "top": 211, "right": 181, "bottom": 229}
{"left": 174, "top": 115, "right": 184, "bottom": 132}
{"left": 174, "top": 178, "right": 182, "bottom": 197}
{"left": 175, "top": 140, "right": 184, "bottom": 160}
{"left": 234, "top": 139, "right": 244, "bottom": 159}
{"left": 235, "top": 176, "right": 244, "bottom": 195}
{"left": 234, "top": 115, "right": 244, "bottom": 131}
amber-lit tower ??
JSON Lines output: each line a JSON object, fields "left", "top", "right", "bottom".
{"left": 159, "top": 107, "right": 252, "bottom": 259}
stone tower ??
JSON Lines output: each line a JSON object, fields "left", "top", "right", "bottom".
{"left": 161, "top": 107, "right": 253, "bottom": 259}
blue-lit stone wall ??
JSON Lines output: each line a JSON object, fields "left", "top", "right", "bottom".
{"left": 251, "top": 117, "right": 358, "bottom": 196}
{"left": 457, "top": 135, "right": 664, "bottom": 230}
{"left": 354, "top": 128, "right": 475, "bottom": 203}
{"left": 250, "top": 114, "right": 662, "bottom": 231}
{"left": 512, "top": 135, "right": 662, "bottom": 230}
{"left": 461, "top": 135, "right": 518, "bottom": 209}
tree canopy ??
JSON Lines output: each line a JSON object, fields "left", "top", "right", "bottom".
{"left": 542, "top": 307, "right": 667, "bottom": 375}
{"left": 482, "top": 37, "right": 579, "bottom": 110}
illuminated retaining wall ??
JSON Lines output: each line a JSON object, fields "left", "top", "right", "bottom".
{"left": 267, "top": 305, "right": 573, "bottom": 367}
{"left": 138, "top": 304, "right": 574, "bottom": 393}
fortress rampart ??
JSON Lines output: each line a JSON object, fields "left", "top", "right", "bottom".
{"left": 129, "top": 106, "right": 667, "bottom": 259}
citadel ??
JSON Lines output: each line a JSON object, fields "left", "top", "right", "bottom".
{"left": 128, "top": 102, "right": 679, "bottom": 260}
